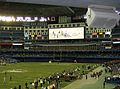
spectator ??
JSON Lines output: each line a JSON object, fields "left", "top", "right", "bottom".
{"left": 13, "top": 86, "right": 17, "bottom": 89}
{"left": 86, "top": 74, "right": 88, "bottom": 80}
{"left": 34, "top": 79, "right": 38, "bottom": 89}
{"left": 10, "top": 76, "right": 12, "bottom": 81}
{"left": 18, "top": 85, "right": 21, "bottom": 89}
{"left": 103, "top": 81, "right": 106, "bottom": 88}
{"left": 25, "top": 82, "right": 28, "bottom": 88}
{"left": 40, "top": 78, "right": 43, "bottom": 87}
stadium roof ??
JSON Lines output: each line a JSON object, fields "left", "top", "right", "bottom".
{"left": 0, "top": 2, "right": 87, "bottom": 17}
{"left": 1, "top": 0, "right": 120, "bottom": 17}
{"left": 4, "top": 0, "right": 120, "bottom": 9}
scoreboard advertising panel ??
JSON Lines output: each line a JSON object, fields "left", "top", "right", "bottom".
{"left": 49, "top": 27, "right": 84, "bottom": 40}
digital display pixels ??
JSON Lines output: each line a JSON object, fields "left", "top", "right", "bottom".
{"left": 49, "top": 27, "right": 84, "bottom": 40}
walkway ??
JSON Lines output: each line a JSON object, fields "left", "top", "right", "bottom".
{"left": 62, "top": 66, "right": 105, "bottom": 89}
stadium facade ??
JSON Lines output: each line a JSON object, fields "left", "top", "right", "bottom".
{"left": 0, "top": 15, "right": 120, "bottom": 63}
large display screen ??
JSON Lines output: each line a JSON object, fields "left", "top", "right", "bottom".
{"left": 49, "top": 27, "right": 84, "bottom": 40}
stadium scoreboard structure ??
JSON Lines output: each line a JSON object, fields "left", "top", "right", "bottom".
{"left": 49, "top": 27, "right": 84, "bottom": 40}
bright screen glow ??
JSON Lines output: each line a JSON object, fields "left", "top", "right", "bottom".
{"left": 12, "top": 43, "right": 23, "bottom": 46}
{"left": 49, "top": 27, "right": 84, "bottom": 40}
{"left": 0, "top": 16, "right": 49, "bottom": 22}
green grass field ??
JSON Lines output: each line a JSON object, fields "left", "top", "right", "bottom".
{"left": 0, "top": 62, "right": 98, "bottom": 89}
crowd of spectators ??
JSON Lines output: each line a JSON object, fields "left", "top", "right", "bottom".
{"left": 3, "top": 47, "right": 116, "bottom": 61}
{"left": 90, "top": 70, "right": 103, "bottom": 79}
{"left": 0, "top": 55, "right": 18, "bottom": 65}
{"left": 105, "top": 60, "right": 120, "bottom": 74}
{"left": 113, "top": 85, "right": 120, "bottom": 89}
{"left": 1, "top": 48, "right": 120, "bottom": 62}
{"left": 104, "top": 60, "right": 120, "bottom": 89}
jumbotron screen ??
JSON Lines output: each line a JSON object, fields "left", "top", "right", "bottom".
{"left": 49, "top": 27, "right": 84, "bottom": 40}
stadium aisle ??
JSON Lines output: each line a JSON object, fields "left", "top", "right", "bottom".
{"left": 62, "top": 66, "right": 106, "bottom": 89}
